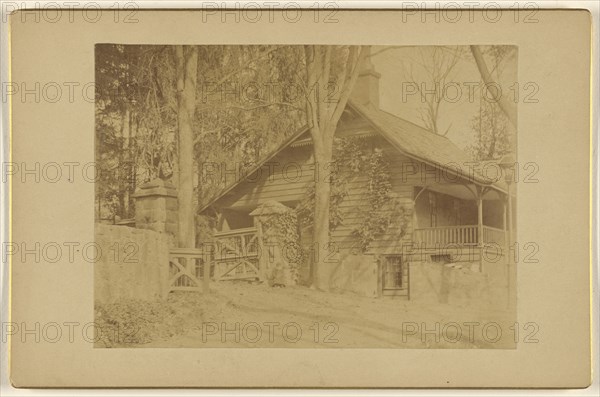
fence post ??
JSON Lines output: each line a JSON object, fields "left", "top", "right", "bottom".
{"left": 132, "top": 178, "right": 178, "bottom": 245}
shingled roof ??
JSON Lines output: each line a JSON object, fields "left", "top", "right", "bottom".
{"left": 347, "top": 100, "right": 493, "bottom": 185}
{"left": 199, "top": 101, "right": 503, "bottom": 212}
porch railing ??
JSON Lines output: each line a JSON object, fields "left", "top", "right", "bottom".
{"left": 482, "top": 225, "right": 506, "bottom": 247}
{"left": 414, "top": 225, "right": 505, "bottom": 247}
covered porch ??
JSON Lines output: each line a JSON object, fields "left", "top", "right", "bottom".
{"left": 412, "top": 182, "right": 511, "bottom": 253}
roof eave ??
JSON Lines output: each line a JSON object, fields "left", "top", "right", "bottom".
{"left": 198, "top": 126, "right": 309, "bottom": 213}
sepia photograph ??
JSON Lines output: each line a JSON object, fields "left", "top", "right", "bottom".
{"left": 94, "top": 44, "right": 518, "bottom": 349}
{"left": 5, "top": 6, "right": 594, "bottom": 389}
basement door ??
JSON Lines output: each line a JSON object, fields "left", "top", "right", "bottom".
{"left": 382, "top": 255, "right": 409, "bottom": 298}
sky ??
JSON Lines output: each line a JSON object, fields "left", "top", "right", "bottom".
{"left": 371, "top": 45, "right": 518, "bottom": 151}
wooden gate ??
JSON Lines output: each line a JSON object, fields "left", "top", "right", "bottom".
{"left": 213, "top": 227, "right": 261, "bottom": 281}
{"left": 168, "top": 248, "right": 210, "bottom": 293}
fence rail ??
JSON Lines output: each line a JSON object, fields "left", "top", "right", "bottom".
{"left": 168, "top": 248, "right": 210, "bottom": 294}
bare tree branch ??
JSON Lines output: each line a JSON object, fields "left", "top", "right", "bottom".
{"left": 470, "top": 45, "right": 517, "bottom": 128}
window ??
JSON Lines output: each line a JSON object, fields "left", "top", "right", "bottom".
{"left": 383, "top": 256, "right": 404, "bottom": 289}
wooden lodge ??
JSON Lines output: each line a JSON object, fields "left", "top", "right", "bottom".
{"left": 199, "top": 56, "right": 514, "bottom": 299}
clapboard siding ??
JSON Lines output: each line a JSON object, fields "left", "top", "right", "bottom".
{"left": 209, "top": 132, "right": 467, "bottom": 255}
{"left": 323, "top": 142, "right": 416, "bottom": 254}
{"left": 219, "top": 146, "right": 314, "bottom": 209}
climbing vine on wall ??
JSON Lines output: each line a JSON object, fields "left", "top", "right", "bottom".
{"left": 296, "top": 137, "right": 365, "bottom": 229}
{"left": 260, "top": 210, "right": 301, "bottom": 283}
{"left": 352, "top": 148, "right": 409, "bottom": 252}
{"left": 297, "top": 137, "right": 409, "bottom": 252}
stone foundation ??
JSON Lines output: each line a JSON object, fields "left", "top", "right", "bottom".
{"left": 409, "top": 260, "right": 509, "bottom": 308}
{"left": 327, "top": 252, "right": 510, "bottom": 307}
{"left": 330, "top": 253, "right": 379, "bottom": 297}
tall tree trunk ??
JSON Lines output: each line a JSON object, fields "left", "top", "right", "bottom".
{"left": 304, "top": 45, "right": 367, "bottom": 290}
{"left": 311, "top": 136, "right": 334, "bottom": 289}
{"left": 175, "top": 45, "right": 198, "bottom": 248}
{"left": 122, "top": 107, "right": 131, "bottom": 217}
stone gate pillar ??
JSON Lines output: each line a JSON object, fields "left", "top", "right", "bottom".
{"left": 250, "top": 201, "right": 298, "bottom": 286}
{"left": 132, "top": 178, "right": 178, "bottom": 243}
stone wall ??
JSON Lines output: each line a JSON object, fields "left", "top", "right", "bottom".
{"left": 330, "top": 253, "right": 379, "bottom": 297}
{"left": 327, "top": 251, "right": 510, "bottom": 306}
{"left": 95, "top": 224, "right": 170, "bottom": 303}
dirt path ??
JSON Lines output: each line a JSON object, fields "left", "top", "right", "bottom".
{"left": 138, "top": 282, "right": 515, "bottom": 349}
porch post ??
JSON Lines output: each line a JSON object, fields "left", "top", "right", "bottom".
{"left": 499, "top": 153, "right": 516, "bottom": 311}
{"left": 477, "top": 187, "right": 484, "bottom": 272}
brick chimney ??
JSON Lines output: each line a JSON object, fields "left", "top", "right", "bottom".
{"left": 351, "top": 47, "right": 381, "bottom": 108}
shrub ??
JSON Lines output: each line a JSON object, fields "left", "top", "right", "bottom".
{"left": 94, "top": 296, "right": 188, "bottom": 347}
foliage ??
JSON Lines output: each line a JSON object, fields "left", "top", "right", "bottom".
{"left": 95, "top": 45, "right": 306, "bottom": 222}
{"left": 94, "top": 291, "right": 226, "bottom": 347}
{"left": 352, "top": 148, "right": 409, "bottom": 252}
{"left": 468, "top": 45, "right": 516, "bottom": 160}
{"left": 195, "top": 45, "right": 306, "bottom": 207}
{"left": 297, "top": 138, "right": 409, "bottom": 252}
{"left": 296, "top": 137, "right": 364, "bottom": 229}
{"left": 260, "top": 210, "right": 301, "bottom": 283}
{"left": 94, "top": 297, "right": 187, "bottom": 347}
{"left": 468, "top": 92, "right": 512, "bottom": 161}
{"left": 95, "top": 45, "right": 177, "bottom": 220}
